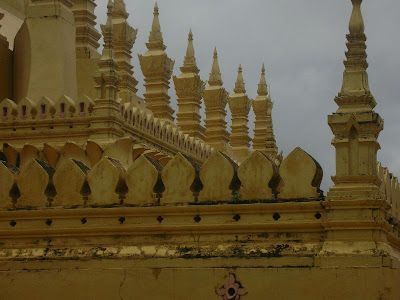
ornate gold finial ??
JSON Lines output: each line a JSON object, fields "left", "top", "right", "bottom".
{"left": 113, "top": 0, "right": 129, "bottom": 19}
{"left": 349, "top": 0, "right": 364, "bottom": 35}
{"left": 181, "top": 29, "right": 199, "bottom": 73}
{"left": 336, "top": 0, "right": 375, "bottom": 111}
{"left": 148, "top": 2, "right": 166, "bottom": 50}
{"left": 234, "top": 65, "right": 246, "bottom": 94}
{"left": 208, "top": 48, "right": 223, "bottom": 86}
{"left": 257, "top": 63, "right": 268, "bottom": 96}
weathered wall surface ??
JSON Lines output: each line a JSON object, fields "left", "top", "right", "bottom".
{"left": 1, "top": 264, "right": 398, "bottom": 300}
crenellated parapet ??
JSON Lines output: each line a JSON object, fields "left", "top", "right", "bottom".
{"left": 0, "top": 145, "right": 322, "bottom": 209}
{"left": 138, "top": 3, "right": 175, "bottom": 122}
{"left": 0, "top": 96, "right": 212, "bottom": 162}
{"left": 203, "top": 49, "right": 231, "bottom": 154}
{"left": 112, "top": 0, "right": 140, "bottom": 106}
{"left": 228, "top": 65, "right": 252, "bottom": 162}
{"left": 173, "top": 30, "right": 206, "bottom": 141}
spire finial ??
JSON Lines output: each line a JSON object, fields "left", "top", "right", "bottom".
{"left": 349, "top": 0, "right": 364, "bottom": 35}
{"left": 181, "top": 29, "right": 198, "bottom": 73}
{"left": 148, "top": 2, "right": 165, "bottom": 50}
{"left": 208, "top": 47, "right": 223, "bottom": 86}
{"left": 100, "top": 0, "right": 115, "bottom": 61}
{"left": 113, "top": 0, "right": 129, "bottom": 19}
{"left": 257, "top": 63, "right": 268, "bottom": 96}
{"left": 337, "top": 0, "right": 375, "bottom": 109}
{"left": 234, "top": 64, "right": 246, "bottom": 94}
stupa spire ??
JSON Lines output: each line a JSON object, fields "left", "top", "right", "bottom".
{"left": 337, "top": 0, "right": 375, "bottom": 112}
{"left": 203, "top": 49, "right": 231, "bottom": 153}
{"left": 148, "top": 2, "right": 166, "bottom": 50}
{"left": 328, "top": 0, "right": 383, "bottom": 198}
{"left": 100, "top": 0, "right": 115, "bottom": 62}
{"left": 173, "top": 30, "right": 205, "bottom": 140}
{"left": 181, "top": 29, "right": 199, "bottom": 74}
{"left": 208, "top": 48, "right": 223, "bottom": 86}
{"left": 253, "top": 64, "right": 279, "bottom": 160}
{"left": 234, "top": 65, "right": 246, "bottom": 94}
{"left": 228, "top": 65, "right": 252, "bottom": 161}
{"left": 91, "top": 0, "right": 122, "bottom": 141}
{"left": 111, "top": 0, "right": 140, "bottom": 105}
{"left": 139, "top": 2, "right": 175, "bottom": 122}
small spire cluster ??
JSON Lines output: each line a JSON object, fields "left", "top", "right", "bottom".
{"left": 91, "top": 1, "right": 280, "bottom": 162}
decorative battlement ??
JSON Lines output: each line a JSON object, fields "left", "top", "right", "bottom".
{"left": 0, "top": 143, "right": 322, "bottom": 209}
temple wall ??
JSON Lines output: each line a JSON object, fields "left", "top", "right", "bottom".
{"left": 0, "top": 263, "right": 398, "bottom": 300}
{"left": 76, "top": 57, "right": 99, "bottom": 100}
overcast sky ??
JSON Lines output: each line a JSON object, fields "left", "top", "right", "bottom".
{"left": 95, "top": 0, "right": 400, "bottom": 192}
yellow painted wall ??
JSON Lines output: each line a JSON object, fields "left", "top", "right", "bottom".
{"left": 0, "top": 263, "right": 398, "bottom": 300}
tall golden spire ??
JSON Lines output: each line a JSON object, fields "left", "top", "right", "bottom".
{"left": 336, "top": 0, "right": 375, "bottom": 112}
{"left": 111, "top": 0, "right": 139, "bottom": 105}
{"left": 173, "top": 29, "right": 205, "bottom": 140}
{"left": 148, "top": 2, "right": 166, "bottom": 50}
{"left": 228, "top": 65, "right": 251, "bottom": 161}
{"left": 257, "top": 64, "right": 268, "bottom": 96}
{"left": 91, "top": 0, "right": 122, "bottom": 141}
{"left": 181, "top": 29, "right": 199, "bottom": 74}
{"left": 139, "top": 2, "right": 175, "bottom": 122}
{"left": 100, "top": 0, "right": 116, "bottom": 63}
{"left": 328, "top": 0, "right": 383, "bottom": 198}
{"left": 253, "top": 64, "right": 279, "bottom": 160}
{"left": 203, "top": 48, "right": 231, "bottom": 153}
{"left": 208, "top": 48, "right": 223, "bottom": 86}
{"left": 233, "top": 65, "right": 246, "bottom": 94}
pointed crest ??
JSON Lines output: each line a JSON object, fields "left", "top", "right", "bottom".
{"left": 208, "top": 48, "right": 223, "bottom": 86}
{"left": 181, "top": 29, "right": 199, "bottom": 73}
{"left": 337, "top": 0, "right": 375, "bottom": 109}
{"left": 148, "top": 2, "right": 166, "bottom": 50}
{"left": 99, "top": 0, "right": 115, "bottom": 61}
{"left": 257, "top": 64, "right": 268, "bottom": 96}
{"left": 234, "top": 64, "right": 246, "bottom": 94}
{"left": 113, "top": 0, "right": 129, "bottom": 19}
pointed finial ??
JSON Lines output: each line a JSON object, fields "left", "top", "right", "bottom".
{"left": 257, "top": 63, "right": 268, "bottom": 96}
{"left": 188, "top": 28, "right": 193, "bottom": 41}
{"left": 181, "top": 29, "right": 198, "bottom": 73}
{"left": 208, "top": 47, "right": 223, "bottom": 86}
{"left": 234, "top": 64, "right": 246, "bottom": 94}
{"left": 337, "top": 0, "right": 375, "bottom": 109}
{"left": 100, "top": 0, "right": 114, "bottom": 56}
{"left": 148, "top": 2, "right": 166, "bottom": 50}
{"left": 349, "top": 0, "right": 364, "bottom": 35}
{"left": 113, "top": 0, "right": 129, "bottom": 19}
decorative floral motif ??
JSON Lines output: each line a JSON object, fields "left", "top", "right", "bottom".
{"left": 216, "top": 274, "right": 247, "bottom": 300}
